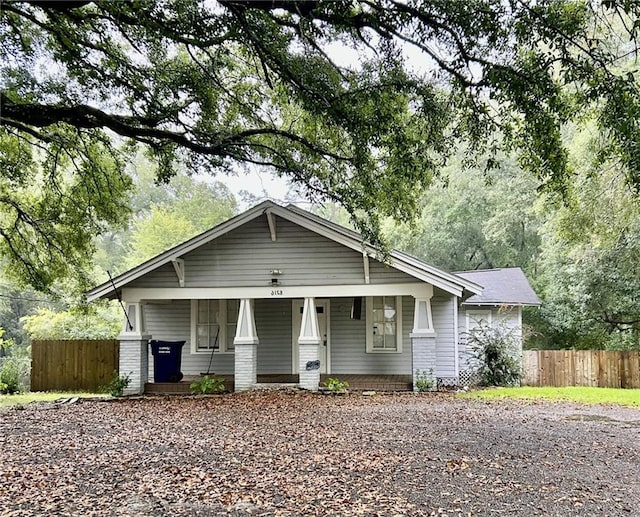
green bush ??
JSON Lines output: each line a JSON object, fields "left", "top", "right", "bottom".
{"left": 100, "top": 370, "right": 131, "bottom": 397}
{"left": 414, "top": 369, "right": 434, "bottom": 392}
{"left": 322, "top": 377, "right": 349, "bottom": 393}
{"left": 468, "top": 325, "right": 522, "bottom": 387}
{"left": 190, "top": 375, "right": 225, "bottom": 394}
{"left": 0, "top": 357, "right": 23, "bottom": 394}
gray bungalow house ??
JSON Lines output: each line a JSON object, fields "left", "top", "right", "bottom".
{"left": 86, "top": 201, "right": 540, "bottom": 394}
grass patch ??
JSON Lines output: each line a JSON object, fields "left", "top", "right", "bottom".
{"left": 459, "top": 386, "right": 640, "bottom": 407}
{"left": 0, "top": 392, "right": 103, "bottom": 408}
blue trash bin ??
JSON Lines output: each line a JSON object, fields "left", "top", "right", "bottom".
{"left": 150, "top": 340, "right": 185, "bottom": 382}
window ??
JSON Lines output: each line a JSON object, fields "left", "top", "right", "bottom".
{"left": 366, "top": 296, "right": 403, "bottom": 353}
{"left": 466, "top": 310, "right": 492, "bottom": 333}
{"left": 192, "top": 299, "right": 238, "bottom": 353}
{"left": 226, "top": 299, "right": 239, "bottom": 351}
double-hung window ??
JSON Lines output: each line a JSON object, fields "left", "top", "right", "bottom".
{"left": 366, "top": 296, "right": 403, "bottom": 353}
{"left": 192, "top": 299, "right": 238, "bottom": 353}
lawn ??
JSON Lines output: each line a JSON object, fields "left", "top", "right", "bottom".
{"left": 459, "top": 386, "right": 640, "bottom": 407}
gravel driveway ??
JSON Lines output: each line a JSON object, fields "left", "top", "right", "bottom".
{"left": 1, "top": 391, "right": 639, "bottom": 516}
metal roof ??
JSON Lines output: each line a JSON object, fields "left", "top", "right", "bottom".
{"left": 455, "top": 268, "right": 541, "bottom": 306}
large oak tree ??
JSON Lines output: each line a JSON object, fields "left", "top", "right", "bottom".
{"left": 1, "top": 0, "right": 639, "bottom": 290}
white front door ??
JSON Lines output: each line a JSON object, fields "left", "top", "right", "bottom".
{"left": 292, "top": 299, "right": 329, "bottom": 374}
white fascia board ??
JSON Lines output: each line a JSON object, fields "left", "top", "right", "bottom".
{"left": 86, "top": 201, "right": 277, "bottom": 302}
{"left": 121, "top": 282, "right": 433, "bottom": 303}
{"left": 461, "top": 301, "right": 541, "bottom": 307}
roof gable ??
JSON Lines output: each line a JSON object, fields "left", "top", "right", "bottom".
{"left": 86, "top": 201, "right": 482, "bottom": 301}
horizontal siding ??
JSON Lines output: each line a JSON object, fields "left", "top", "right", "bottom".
{"left": 129, "top": 215, "right": 417, "bottom": 289}
{"left": 141, "top": 300, "right": 235, "bottom": 379}
{"left": 432, "top": 294, "right": 456, "bottom": 378}
{"left": 330, "top": 296, "right": 413, "bottom": 375}
{"left": 143, "top": 299, "right": 294, "bottom": 377}
{"left": 255, "top": 299, "right": 292, "bottom": 374}
{"left": 368, "top": 260, "right": 418, "bottom": 284}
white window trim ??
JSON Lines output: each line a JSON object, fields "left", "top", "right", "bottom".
{"left": 190, "top": 299, "right": 236, "bottom": 354}
{"left": 466, "top": 310, "right": 492, "bottom": 333}
{"left": 366, "top": 295, "right": 403, "bottom": 353}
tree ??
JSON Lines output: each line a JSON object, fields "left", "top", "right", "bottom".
{"left": 1, "top": 0, "right": 639, "bottom": 289}
{"left": 94, "top": 156, "right": 237, "bottom": 275}
{"left": 20, "top": 303, "right": 121, "bottom": 340}
{"left": 385, "top": 155, "right": 542, "bottom": 273}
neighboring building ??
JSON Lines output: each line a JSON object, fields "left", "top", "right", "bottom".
{"left": 86, "top": 201, "right": 540, "bottom": 394}
{"left": 454, "top": 268, "right": 542, "bottom": 385}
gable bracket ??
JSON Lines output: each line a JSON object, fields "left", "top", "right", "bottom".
{"left": 266, "top": 210, "right": 277, "bottom": 241}
{"left": 172, "top": 258, "right": 185, "bottom": 287}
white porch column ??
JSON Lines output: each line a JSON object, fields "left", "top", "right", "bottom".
{"left": 117, "top": 302, "right": 150, "bottom": 395}
{"left": 298, "top": 297, "right": 321, "bottom": 391}
{"left": 411, "top": 297, "right": 437, "bottom": 391}
{"left": 234, "top": 299, "right": 259, "bottom": 391}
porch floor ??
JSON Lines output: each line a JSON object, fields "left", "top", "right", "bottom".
{"left": 144, "top": 374, "right": 413, "bottom": 394}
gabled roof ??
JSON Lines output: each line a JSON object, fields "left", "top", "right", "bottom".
{"left": 455, "top": 268, "right": 541, "bottom": 306}
{"left": 86, "top": 200, "right": 483, "bottom": 302}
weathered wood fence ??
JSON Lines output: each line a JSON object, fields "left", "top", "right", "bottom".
{"left": 523, "top": 350, "right": 640, "bottom": 388}
{"left": 31, "top": 339, "right": 119, "bottom": 392}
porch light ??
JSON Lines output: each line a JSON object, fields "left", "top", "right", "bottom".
{"left": 270, "top": 269, "right": 282, "bottom": 275}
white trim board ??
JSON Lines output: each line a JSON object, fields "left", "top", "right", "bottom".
{"left": 121, "top": 283, "right": 433, "bottom": 303}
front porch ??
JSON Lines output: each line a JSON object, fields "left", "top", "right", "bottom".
{"left": 144, "top": 374, "right": 413, "bottom": 394}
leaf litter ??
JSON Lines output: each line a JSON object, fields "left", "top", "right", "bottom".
{"left": 1, "top": 391, "right": 639, "bottom": 516}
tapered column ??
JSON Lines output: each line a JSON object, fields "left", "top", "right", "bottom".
{"left": 234, "top": 299, "right": 259, "bottom": 391}
{"left": 411, "top": 296, "right": 437, "bottom": 391}
{"left": 298, "top": 297, "right": 321, "bottom": 391}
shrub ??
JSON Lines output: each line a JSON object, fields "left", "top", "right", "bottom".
{"left": 468, "top": 324, "right": 522, "bottom": 387}
{"left": 0, "top": 357, "right": 23, "bottom": 394}
{"left": 322, "top": 377, "right": 349, "bottom": 393}
{"left": 100, "top": 370, "right": 131, "bottom": 397}
{"left": 0, "top": 351, "right": 30, "bottom": 395}
{"left": 415, "top": 369, "right": 434, "bottom": 392}
{"left": 190, "top": 375, "right": 225, "bottom": 394}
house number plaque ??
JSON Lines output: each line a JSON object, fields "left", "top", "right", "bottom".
{"left": 270, "top": 289, "right": 284, "bottom": 296}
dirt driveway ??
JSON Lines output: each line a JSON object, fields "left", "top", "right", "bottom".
{"left": 1, "top": 391, "right": 639, "bottom": 516}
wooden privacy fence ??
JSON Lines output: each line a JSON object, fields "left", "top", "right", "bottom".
{"left": 31, "top": 339, "right": 119, "bottom": 392}
{"left": 523, "top": 350, "right": 640, "bottom": 388}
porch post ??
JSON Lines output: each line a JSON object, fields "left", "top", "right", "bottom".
{"left": 118, "top": 302, "right": 150, "bottom": 395}
{"left": 410, "top": 297, "right": 437, "bottom": 391}
{"left": 298, "top": 297, "right": 321, "bottom": 391}
{"left": 234, "top": 299, "right": 259, "bottom": 391}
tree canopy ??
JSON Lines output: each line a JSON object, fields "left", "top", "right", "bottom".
{"left": 1, "top": 0, "right": 639, "bottom": 290}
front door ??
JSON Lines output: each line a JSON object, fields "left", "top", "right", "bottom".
{"left": 292, "top": 299, "right": 329, "bottom": 374}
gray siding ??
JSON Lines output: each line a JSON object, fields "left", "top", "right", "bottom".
{"left": 432, "top": 294, "right": 457, "bottom": 378}
{"left": 329, "top": 296, "right": 413, "bottom": 375}
{"left": 142, "top": 298, "right": 293, "bottom": 378}
{"left": 255, "top": 298, "right": 292, "bottom": 374}
{"left": 141, "top": 300, "right": 233, "bottom": 380}
{"left": 129, "top": 215, "right": 415, "bottom": 288}
{"left": 142, "top": 294, "right": 462, "bottom": 379}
